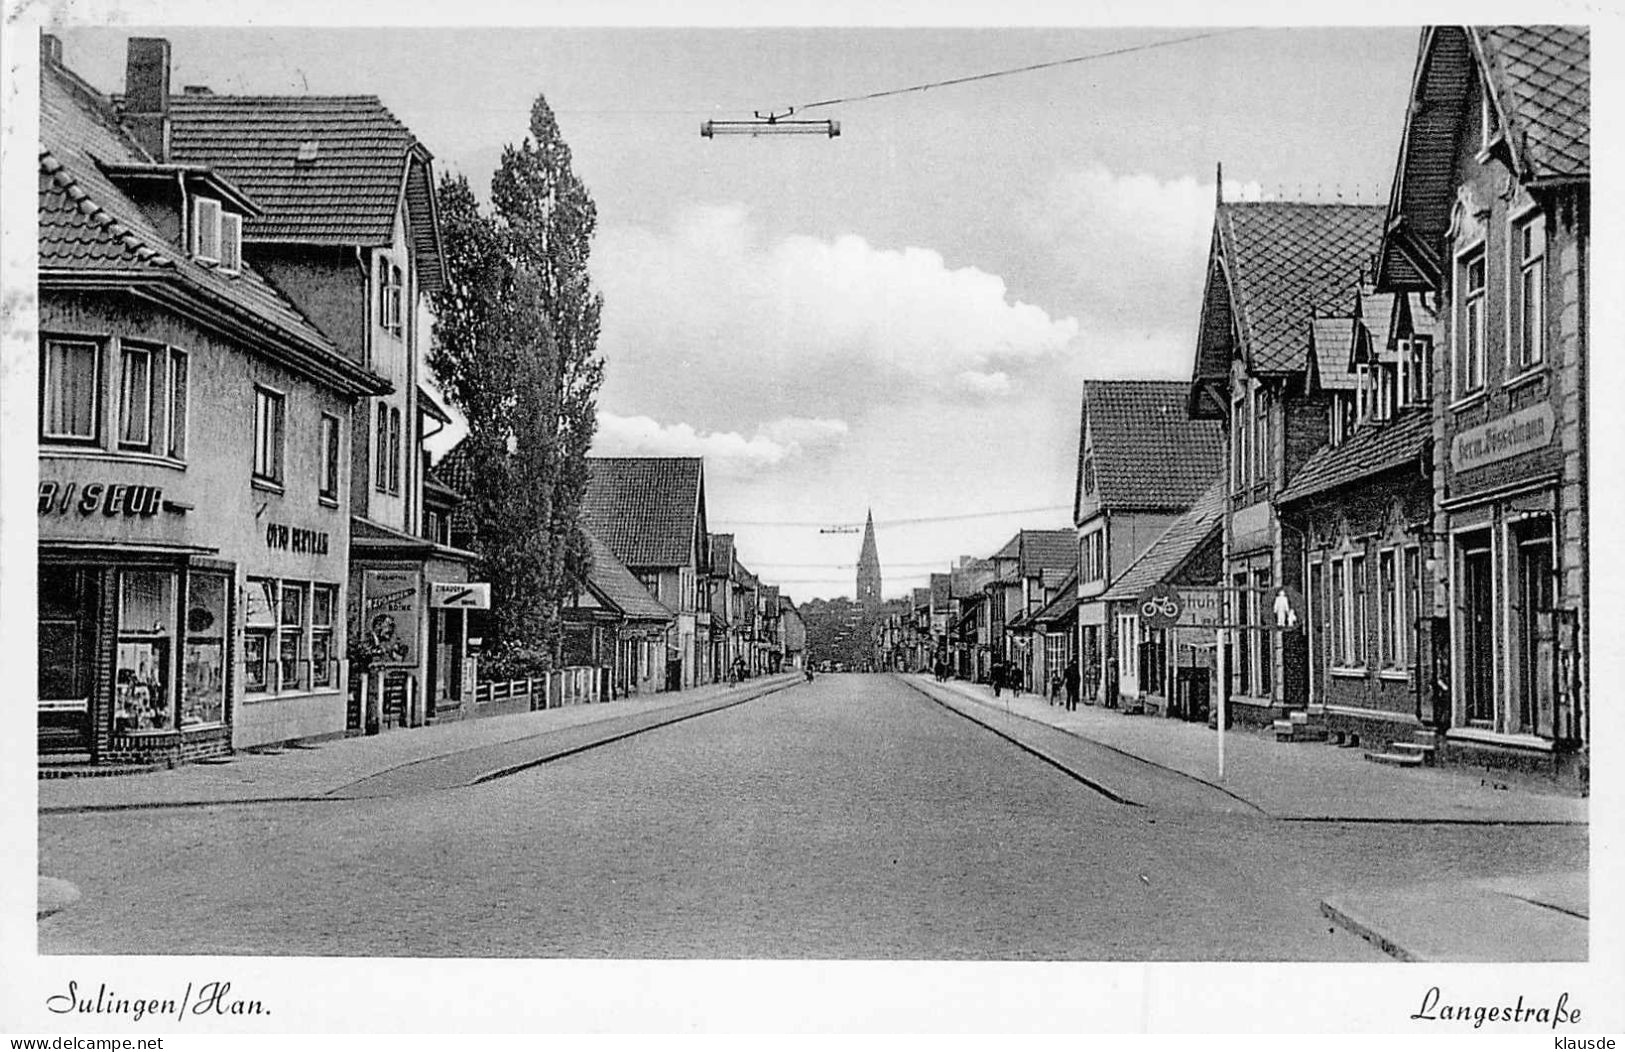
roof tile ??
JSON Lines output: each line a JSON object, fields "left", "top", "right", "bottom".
{"left": 1082, "top": 380, "right": 1224, "bottom": 509}
{"left": 1478, "top": 25, "right": 1589, "bottom": 181}
{"left": 581, "top": 457, "right": 705, "bottom": 570}
{"left": 1276, "top": 409, "right": 1432, "bottom": 505}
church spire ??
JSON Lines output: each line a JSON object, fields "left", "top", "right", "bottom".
{"left": 856, "top": 509, "right": 882, "bottom": 609}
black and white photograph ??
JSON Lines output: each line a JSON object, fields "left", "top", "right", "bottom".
{"left": 1, "top": 0, "right": 1620, "bottom": 1037}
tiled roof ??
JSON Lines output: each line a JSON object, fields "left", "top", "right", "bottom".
{"left": 168, "top": 94, "right": 417, "bottom": 247}
{"left": 1478, "top": 26, "right": 1589, "bottom": 182}
{"left": 1101, "top": 479, "right": 1226, "bottom": 602}
{"left": 1217, "top": 202, "right": 1385, "bottom": 374}
{"left": 38, "top": 61, "right": 374, "bottom": 392}
{"left": 1276, "top": 409, "right": 1432, "bottom": 506}
{"left": 583, "top": 528, "right": 672, "bottom": 623}
{"left": 709, "top": 534, "right": 736, "bottom": 577}
{"left": 1309, "top": 317, "right": 1358, "bottom": 392}
{"left": 1030, "top": 570, "right": 1081, "bottom": 625}
{"left": 1018, "top": 530, "right": 1076, "bottom": 577}
{"left": 1082, "top": 381, "right": 1224, "bottom": 510}
{"left": 433, "top": 441, "right": 478, "bottom": 535}
{"left": 581, "top": 457, "right": 704, "bottom": 570}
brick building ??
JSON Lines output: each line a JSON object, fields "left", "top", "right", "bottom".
{"left": 1375, "top": 26, "right": 1589, "bottom": 786}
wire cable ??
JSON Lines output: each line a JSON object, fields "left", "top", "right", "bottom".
{"left": 792, "top": 27, "right": 1254, "bottom": 112}
{"left": 712, "top": 504, "right": 1071, "bottom": 529}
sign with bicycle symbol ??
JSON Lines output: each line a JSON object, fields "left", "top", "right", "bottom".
{"left": 1136, "top": 584, "right": 1184, "bottom": 629}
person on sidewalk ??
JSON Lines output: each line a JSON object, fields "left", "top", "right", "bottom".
{"left": 991, "top": 661, "right": 1004, "bottom": 698}
{"left": 1064, "top": 659, "right": 1080, "bottom": 712}
{"left": 1049, "top": 669, "right": 1062, "bottom": 705}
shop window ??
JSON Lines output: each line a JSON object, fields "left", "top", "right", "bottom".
{"left": 280, "top": 582, "right": 307, "bottom": 692}
{"left": 312, "top": 585, "right": 336, "bottom": 688}
{"left": 1252, "top": 567, "right": 1273, "bottom": 695}
{"left": 181, "top": 573, "right": 228, "bottom": 728}
{"left": 319, "top": 413, "right": 341, "bottom": 502}
{"left": 41, "top": 338, "right": 100, "bottom": 443}
{"left": 114, "top": 571, "right": 176, "bottom": 734}
{"left": 1455, "top": 250, "right": 1486, "bottom": 397}
{"left": 1117, "top": 613, "right": 1139, "bottom": 683}
{"left": 1512, "top": 213, "right": 1545, "bottom": 373}
{"left": 118, "top": 344, "right": 154, "bottom": 451}
{"left": 1458, "top": 535, "right": 1496, "bottom": 727}
{"left": 253, "top": 386, "right": 285, "bottom": 485}
{"left": 167, "top": 349, "right": 189, "bottom": 460}
{"left": 1511, "top": 519, "right": 1555, "bottom": 736}
{"left": 244, "top": 578, "right": 277, "bottom": 694}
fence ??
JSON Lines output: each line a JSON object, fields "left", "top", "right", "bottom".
{"left": 472, "top": 665, "right": 611, "bottom": 711}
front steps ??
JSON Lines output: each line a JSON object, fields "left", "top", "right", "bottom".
{"left": 1273, "top": 710, "right": 1327, "bottom": 743}
{"left": 1364, "top": 730, "right": 1440, "bottom": 768}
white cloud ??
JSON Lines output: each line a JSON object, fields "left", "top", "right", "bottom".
{"left": 1023, "top": 167, "right": 1265, "bottom": 377}
{"left": 594, "top": 411, "right": 848, "bottom": 472}
{"left": 590, "top": 205, "right": 1078, "bottom": 425}
{"left": 956, "top": 369, "right": 1011, "bottom": 397}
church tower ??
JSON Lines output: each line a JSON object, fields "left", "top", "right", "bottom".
{"left": 856, "top": 509, "right": 882, "bottom": 609}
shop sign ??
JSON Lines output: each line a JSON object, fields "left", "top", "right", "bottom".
{"left": 362, "top": 570, "right": 420, "bottom": 668}
{"left": 1452, "top": 403, "right": 1555, "bottom": 473}
{"left": 430, "top": 582, "right": 491, "bottom": 609}
{"left": 38, "top": 480, "right": 164, "bottom": 517}
{"left": 265, "top": 522, "right": 330, "bottom": 555}
{"left": 1176, "top": 589, "right": 1221, "bottom": 627}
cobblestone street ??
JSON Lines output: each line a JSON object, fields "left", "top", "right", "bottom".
{"left": 39, "top": 674, "right": 1585, "bottom": 959}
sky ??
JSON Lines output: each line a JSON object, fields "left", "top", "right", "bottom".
{"left": 58, "top": 23, "right": 1420, "bottom": 601}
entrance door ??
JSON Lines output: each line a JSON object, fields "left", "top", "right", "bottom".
{"left": 1459, "top": 537, "right": 1496, "bottom": 727}
{"left": 38, "top": 565, "right": 98, "bottom": 753}
{"left": 1512, "top": 521, "right": 1555, "bottom": 736}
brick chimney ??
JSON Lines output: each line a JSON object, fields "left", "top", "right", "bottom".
{"left": 124, "top": 37, "right": 171, "bottom": 161}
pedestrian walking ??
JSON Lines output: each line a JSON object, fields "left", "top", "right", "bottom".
{"left": 1049, "top": 669, "right": 1062, "bottom": 705}
{"left": 991, "top": 660, "right": 1003, "bottom": 697}
{"left": 1064, "top": 659, "right": 1080, "bottom": 712}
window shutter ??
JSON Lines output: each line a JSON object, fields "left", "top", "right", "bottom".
{"left": 194, "top": 198, "right": 222, "bottom": 263}
{"left": 219, "top": 212, "right": 242, "bottom": 272}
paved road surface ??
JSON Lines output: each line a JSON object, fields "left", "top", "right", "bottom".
{"left": 38, "top": 674, "right": 1583, "bottom": 959}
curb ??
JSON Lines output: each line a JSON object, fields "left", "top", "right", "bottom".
{"left": 907, "top": 675, "right": 1265, "bottom": 816}
{"left": 1319, "top": 897, "right": 1418, "bottom": 961}
{"left": 899, "top": 677, "right": 1141, "bottom": 806}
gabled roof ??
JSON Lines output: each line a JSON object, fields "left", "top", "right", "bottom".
{"left": 1377, "top": 26, "right": 1588, "bottom": 291}
{"left": 432, "top": 440, "right": 478, "bottom": 535}
{"left": 1078, "top": 380, "right": 1224, "bottom": 513}
{"left": 1100, "top": 478, "right": 1226, "bottom": 602}
{"left": 1276, "top": 409, "right": 1432, "bottom": 506}
{"left": 1192, "top": 202, "right": 1385, "bottom": 380}
{"left": 1308, "top": 316, "right": 1359, "bottom": 393}
{"left": 167, "top": 92, "right": 445, "bottom": 291}
{"left": 582, "top": 457, "right": 706, "bottom": 570}
{"left": 581, "top": 528, "right": 673, "bottom": 624}
{"left": 709, "top": 534, "right": 736, "bottom": 577}
{"left": 38, "top": 60, "right": 385, "bottom": 398}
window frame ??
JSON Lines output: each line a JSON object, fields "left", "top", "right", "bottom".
{"left": 252, "top": 385, "right": 287, "bottom": 486}
{"left": 388, "top": 406, "right": 403, "bottom": 495}
{"left": 279, "top": 582, "right": 308, "bottom": 693}
{"left": 40, "top": 337, "right": 102, "bottom": 445}
{"left": 1510, "top": 209, "right": 1546, "bottom": 374}
{"left": 218, "top": 212, "right": 243, "bottom": 274}
{"left": 319, "top": 412, "right": 341, "bottom": 503}
{"left": 1350, "top": 553, "right": 1368, "bottom": 669}
{"left": 117, "top": 342, "right": 155, "bottom": 452}
{"left": 1454, "top": 245, "right": 1487, "bottom": 400}
{"left": 375, "top": 403, "right": 390, "bottom": 493}
{"left": 166, "top": 348, "right": 189, "bottom": 460}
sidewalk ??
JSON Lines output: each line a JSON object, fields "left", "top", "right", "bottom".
{"left": 907, "top": 673, "right": 1587, "bottom": 961}
{"left": 913, "top": 674, "right": 1586, "bottom": 823}
{"left": 39, "top": 674, "right": 799, "bottom": 812}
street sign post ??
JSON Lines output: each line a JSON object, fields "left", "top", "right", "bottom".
{"left": 1136, "top": 583, "right": 1183, "bottom": 628}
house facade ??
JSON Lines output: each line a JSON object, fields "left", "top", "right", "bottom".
{"left": 1074, "top": 381, "right": 1222, "bottom": 705}
{"left": 581, "top": 457, "right": 710, "bottom": 691}
{"left": 37, "top": 38, "right": 389, "bottom": 763}
{"left": 1375, "top": 25, "right": 1589, "bottom": 785}
{"left": 164, "top": 68, "right": 477, "bottom": 734}
{"left": 1187, "top": 197, "right": 1386, "bottom": 727}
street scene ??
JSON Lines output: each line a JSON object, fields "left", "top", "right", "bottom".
{"left": 28, "top": 22, "right": 1591, "bottom": 974}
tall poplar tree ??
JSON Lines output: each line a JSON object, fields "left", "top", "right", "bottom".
{"left": 428, "top": 93, "right": 605, "bottom": 672}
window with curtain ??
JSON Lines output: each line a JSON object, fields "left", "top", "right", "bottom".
{"left": 253, "top": 387, "right": 285, "bottom": 484}
{"left": 167, "top": 349, "right": 189, "bottom": 459}
{"left": 118, "top": 344, "right": 153, "bottom": 450}
{"left": 114, "top": 571, "right": 176, "bottom": 733}
{"left": 319, "top": 413, "right": 341, "bottom": 501}
{"left": 42, "top": 338, "right": 100, "bottom": 442}
{"left": 181, "top": 573, "right": 228, "bottom": 727}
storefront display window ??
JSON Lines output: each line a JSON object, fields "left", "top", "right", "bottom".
{"left": 311, "top": 585, "right": 335, "bottom": 688}
{"left": 280, "top": 583, "right": 307, "bottom": 691}
{"left": 245, "top": 577, "right": 277, "bottom": 693}
{"left": 182, "top": 573, "right": 228, "bottom": 727}
{"left": 115, "top": 571, "right": 176, "bottom": 734}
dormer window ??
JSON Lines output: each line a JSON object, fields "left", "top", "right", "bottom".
{"left": 191, "top": 197, "right": 242, "bottom": 273}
